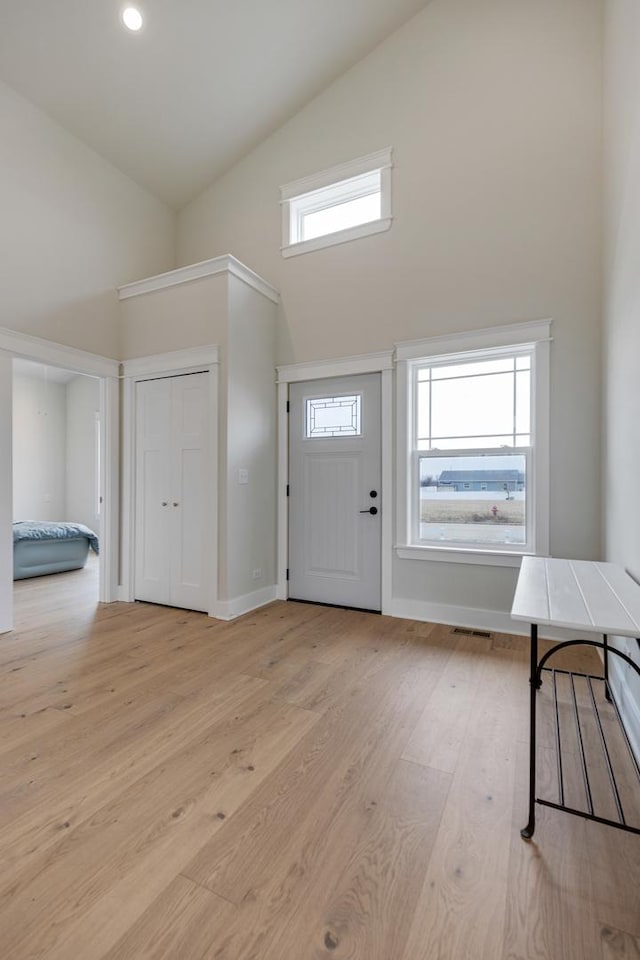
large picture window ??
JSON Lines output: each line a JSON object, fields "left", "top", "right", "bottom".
{"left": 396, "top": 323, "right": 550, "bottom": 564}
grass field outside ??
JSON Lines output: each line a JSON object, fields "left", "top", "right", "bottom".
{"left": 420, "top": 497, "right": 525, "bottom": 525}
{"left": 420, "top": 492, "right": 526, "bottom": 545}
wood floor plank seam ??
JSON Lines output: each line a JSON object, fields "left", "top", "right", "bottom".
{"left": 177, "top": 871, "right": 239, "bottom": 906}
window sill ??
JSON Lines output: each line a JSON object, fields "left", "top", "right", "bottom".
{"left": 396, "top": 544, "right": 530, "bottom": 567}
{"left": 282, "top": 217, "right": 392, "bottom": 259}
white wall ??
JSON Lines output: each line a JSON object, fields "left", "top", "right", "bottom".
{"left": 12, "top": 372, "right": 67, "bottom": 522}
{"left": 13, "top": 370, "right": 101, "bottom": 531}
{"left": 66, "top": 375, "right": 100, "bottom": 531}
{"left": 0, "top": 355, "right": 12, "bottom": 632}
{"left": 0, "top": 79, "right": 175, "bottom": 358}
{"left": 224, "top": 276, "right": 277, "bottom": 602}
{"left": 178, "top": 0, "right": 603, "bottom": 623}
{"left": 603, "top": 0, "right": 640, "bottom": 750}
{"left": 119, "top": 274, "right": 229, "bottom": 361}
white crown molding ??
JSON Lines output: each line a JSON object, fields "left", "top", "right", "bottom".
{"left": 117, "top": 255, "right": 280, "bottom": 305}
{"left": 395, "top": 319, "right": 552, "bottom": 362}
{"left": 227, "top": 257, "right": 280, "bottom": 304}
{"left": 277, "top": 350, "right": 393, "bottom": 384}
{"left": 122, "top": 344, "right": 219, "bottom": 378}
{"left": 280, "top": 147, "right": 393, "bottom": 202}
{"left": 0, "top": 326, "right": 118, "bottom": 377}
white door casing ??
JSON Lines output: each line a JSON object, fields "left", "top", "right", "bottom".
{"left": 0, "top": 327, "right": 119, "bottom": 635}
{"left": 288, "top": 373, "right": 382, "bottom": 611}
{"left": 134, "top": 372, "right": 210, "bottom": 612}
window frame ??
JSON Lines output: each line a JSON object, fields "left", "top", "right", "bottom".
{"left": 280, "top": 148, "right": 393, "bottom": 258}
{"left": 395, "top": 321, "right": 551, "bottom": 567}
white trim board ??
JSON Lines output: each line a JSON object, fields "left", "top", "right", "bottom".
{"left": 278, "top": 350, "right": 393, "bottom": 384}
{"left": 395, "top": 319, "right": 552, "bottom": 362}
{"left": 281, "top": 218, "right": 392, "bottom": 259}
{"left": 211, "top": 586, "right": 278, "bottom": 621}
{"left": 99, "top": 377, "right": 120, "bottom": 605}
{"left": 395, "top": 545, "right": 526, "bottom": 567}
{"left": 0, "top": 326, "right": 118, "bottom": 378}
{"left": 117, "top": 255, "right": 280, "bottom": 305}
{"left": 385, "top": 596, "right": 587, "bottom": 643}
{"left": 279, "top": 148, "right": 393, "bottom": 202}
{"left": 0, "top": 355, "right": 12, "bottom": 633}
{"left": 122, "top": 345, "right": 219, "bottom": 379}
{"left": 380, "top": 369, "right": 394, "bottom": 615}
{"left": 276, "top": 381, "right": 289, "bottom": 601}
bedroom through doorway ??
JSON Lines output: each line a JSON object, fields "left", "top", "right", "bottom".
{"left": 11, "top": 359, "right": 101, "bottom": 621}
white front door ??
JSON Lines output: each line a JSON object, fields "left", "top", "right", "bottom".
{"left": 135, "top": 372, "right": 210, "bottom": 612}
{"left": 288, "top": 373, "right": 381, "bottom": 611}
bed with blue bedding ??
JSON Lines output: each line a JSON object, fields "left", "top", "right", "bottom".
{"left": 13, "top": 522, "right": 99, "bottom": 580}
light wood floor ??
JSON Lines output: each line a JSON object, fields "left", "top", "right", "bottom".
{"left": 1, "top": 568, "right": 639, "bottom": 960}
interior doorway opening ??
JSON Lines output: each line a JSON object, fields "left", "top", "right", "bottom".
{"left": 11, "top": 358, "right": 102, "bottom": 614}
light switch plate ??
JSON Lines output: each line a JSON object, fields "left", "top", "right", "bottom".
{"left": 238, "top": 469, "right": 249, "bottom": 484}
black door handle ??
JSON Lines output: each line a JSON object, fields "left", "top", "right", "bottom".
{"left": 359, "top": 506, "right": 378, "bottom": 515}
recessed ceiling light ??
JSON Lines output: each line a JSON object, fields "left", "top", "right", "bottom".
{"left": 122, "top": 6, "right": 143, "bottom": 31}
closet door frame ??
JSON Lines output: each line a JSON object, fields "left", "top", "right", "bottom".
{"left": 121, "top": 345, "right": 219, "bottom": 617}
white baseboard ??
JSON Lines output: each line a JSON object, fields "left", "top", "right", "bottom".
{"left": 210, "top": 585, "right": 278, "bottom": 621}
{"left": 113, "top": 584, "right": 278, "bottom": 620}
{"left": 608, "top": 655, "right": 640, "bottom": 765}
{"left": 384, "top": 596, "right": 584, "bottom": 642}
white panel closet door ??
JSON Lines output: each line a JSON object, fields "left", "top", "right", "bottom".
{"left": 169, "top": 373, "right": 209, "bottom": 611}
{"left": 135, "top": 377, "right": 172, "bottom": 605}
{"left": 135, "top": 373, "right": 210, "bottom": 612}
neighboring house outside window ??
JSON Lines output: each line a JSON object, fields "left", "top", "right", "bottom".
{"left": 396, "top": 320, "right": 550, "bottom": 566}
{"left": 280, "top": 148, "right": 392, "bottom": 258}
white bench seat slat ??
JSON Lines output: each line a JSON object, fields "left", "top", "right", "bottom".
{"left": 511, "top": 556, "right": 549, "bottom": 624}
{"left": 512, "top": 557, "right": 640, "bottom": 637}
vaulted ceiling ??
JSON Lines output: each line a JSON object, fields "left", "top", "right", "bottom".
{"left": 0, "top": 0, "right": 429, "bottom": 207}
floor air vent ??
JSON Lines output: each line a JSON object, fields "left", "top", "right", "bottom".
{"left": 451, "top": 626, "right": 492, "bottom": 639}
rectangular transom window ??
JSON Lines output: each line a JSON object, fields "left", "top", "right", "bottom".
{"left": 281, "top": 148, "right": 392, "bottom": 258}
{"left": 396, "top": 323, "right": 551, "bottom": 565}
{"left": 305, "top": 395, "right": 362, "bottom": 438}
